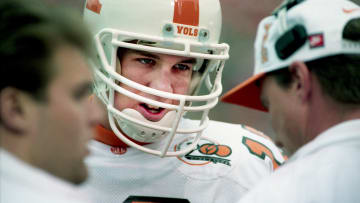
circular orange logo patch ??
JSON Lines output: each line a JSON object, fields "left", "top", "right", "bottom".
{"left": 199, "top": 144, "right": 232, "bottom": 157}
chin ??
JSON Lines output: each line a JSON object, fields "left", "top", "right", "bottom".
{"left": 69, "top": 162, "right": 89, "bottom": 185}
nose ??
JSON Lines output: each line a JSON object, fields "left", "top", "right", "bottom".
{"left": 144, "top": 66, "right": 174, "bottom": 104}
{"left": 148, "top": 68, "right": 173, "bottom": 93}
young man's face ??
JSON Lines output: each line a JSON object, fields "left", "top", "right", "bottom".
{"left": 31, "top": 45, "right": 102, "bottom": 184}
{"left": 114, "top": 49, "right": 196, "bottom": 122}
{"left": 260, "top": 75, "right": 305, "bottom": 155}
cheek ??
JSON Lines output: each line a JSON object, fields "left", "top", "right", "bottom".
{"left": 48, "top": 98, "right": 85, "bottom": 139}
{"left": 114, "top": 92, "right": 128, "bottom": 110}
{"left": 269, "top": 111, "right": 292, "bottom": 153}
{"left": 269, "top": 104, "right": 287, "bottom": 138}
{"left": 124, "top": 71, "right": 143, "bottom": 83}
{"left": 270, "top": 104, "right": 301, "bottom": 154}
{"left": 36, "top": 102, "right": 83, "bottom": 162}
{"left": 172, "top": 77, "right": 191, "bottom": 95}
{"left": 115, "top": 66, "right": 144, "bottom": 110}
{"left": 114, "top": 90, "right": 140, "bottom": 111}
{"left": 121, "top": 62, "right": 148, "bottom": 85}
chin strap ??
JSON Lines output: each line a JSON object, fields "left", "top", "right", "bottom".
{"left": 94, "top": 124, "right": 149, "bottom": 147}
{"left": 116, "top": 109, "right": 177, "bottom": 143}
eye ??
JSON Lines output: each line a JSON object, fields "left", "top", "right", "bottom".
{"left": 173, "top": 63, "right": 191, "bottom": 71}
{"left": 136, "top": 58, "right": 155, "bottom": 66}
{"left": 73, "top": 83, "right": 93, "bottom": 101}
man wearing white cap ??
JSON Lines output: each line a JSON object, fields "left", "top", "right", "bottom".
{"left": 222, "top": 0, "right": 360, "bottom": 202}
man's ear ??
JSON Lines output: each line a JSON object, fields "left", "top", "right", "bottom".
{"left": 0, "top": 88, "right": 29, "bottom": 134}
{"left": 289, "top": 61, "right": 312, "bottom": 103}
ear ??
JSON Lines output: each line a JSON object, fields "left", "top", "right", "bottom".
{"left": 0, "top": 88, "right": 30, "bottom": 134}
{"left": 289, "top": 61, "right": 312, "bottom": 104}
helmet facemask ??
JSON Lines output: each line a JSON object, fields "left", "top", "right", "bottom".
{"left": 92, "top": 29, "right": 228, "bottom": 157}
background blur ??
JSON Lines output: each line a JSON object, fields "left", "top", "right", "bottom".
{"left": 44, "top": 0, "right": 359, "bottom": 142}
{"left": 214, "top": 0, "right": 283, "bottom": 140}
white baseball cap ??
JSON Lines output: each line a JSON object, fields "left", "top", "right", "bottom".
{"left": 222, "top": 0, "right": 360, "bottom": 111}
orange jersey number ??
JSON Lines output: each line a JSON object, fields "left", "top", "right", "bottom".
{"left": 242, "top": 137, "right": 282, "bottom": 170}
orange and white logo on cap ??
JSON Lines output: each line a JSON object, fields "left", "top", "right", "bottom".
{"left": 173, "top": 0, "right": 200, "bottom": 37}
{"left": 261, "top": 23, "right": 272, "bottom": 64}
{"left": 342, "top": 7, "right": 360, "bottom": 14}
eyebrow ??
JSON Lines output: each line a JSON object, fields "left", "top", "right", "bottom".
{"left": 73, "top": 81, "right": 93, "bottom": 97}
{"left": 132, "top": 50, "right": 197, "bottom": 65}
{"left": 133, "top": 50, "right": 160, "bottom": 60}
{"left": 181, "top": 58, "right": 197, "bottom": 65}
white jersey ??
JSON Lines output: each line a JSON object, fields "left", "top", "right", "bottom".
{"left": 80, "top": 119, "right": 285, "bottom": 203}
{"left": 0, "top": 149, "right": 88, "bottom": 203}
{"left": 238, "top": 119, "right": 360, "bottom": 203}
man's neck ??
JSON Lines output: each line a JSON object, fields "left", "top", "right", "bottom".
{"left": 0, "top": 130, "right": 33, "bottom": 165}
{"left": 304, "top": 92, "right": 360, "bottom": 143}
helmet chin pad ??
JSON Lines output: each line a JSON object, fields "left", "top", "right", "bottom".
{"left": 114, "top": 108, "right": 177, "bottom": 143}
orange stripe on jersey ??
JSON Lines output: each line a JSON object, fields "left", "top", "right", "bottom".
{"left": 95, "top": 125, "right": 149, "bottom": 148}
{"left": 95, "top": 125, "right": 126, "bottom": 147}
{"left": 242, "top": 137, "right": 282, "bottom": 170}
{"left": 86, "top": 0, "right": 102, "bottom": 14}
{"left": 173, "top": 0, "right": 199, "bottom": 26}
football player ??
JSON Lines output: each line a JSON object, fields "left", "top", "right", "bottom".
{"left": 80, "top": 0, "right": 286, "bottom": 202}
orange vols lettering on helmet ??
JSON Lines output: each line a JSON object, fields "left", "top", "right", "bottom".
{"left": 173, "top": 0, "right": 199, "bottom": 37}
{"left": 176, "top": 26, "right": 198, "bottom": 37}
{"left": 86, "top": 0, "right": 102, "bottom": 14}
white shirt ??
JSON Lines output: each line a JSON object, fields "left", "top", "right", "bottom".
{"left": 238, "top": 119, "right": 360, "bottom": 203}
{"left": 80, "top": 119, "right": 285, "bottom": 203}
{"left": 0, "top": 149, "right": 88, "bottom": 203}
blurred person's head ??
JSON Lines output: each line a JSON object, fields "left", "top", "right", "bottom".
{"left": 0, "top": 0, "right": 102, "bottom": 184}
{"left": 84, "top": 0, "right": 229, "bottom": 157}
{"left": 222, "top": 0, "right": 360, "bottom": 155}
{"left": 42, "top": 0, "right": 86, "bottom": 14}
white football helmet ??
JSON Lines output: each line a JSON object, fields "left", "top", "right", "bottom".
{"left": 84, "top": 0, "right": 229, "bottom": 157}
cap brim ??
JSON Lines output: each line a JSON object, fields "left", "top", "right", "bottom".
{"left": 221, "top": 73, "right": 267, "bottom": 112}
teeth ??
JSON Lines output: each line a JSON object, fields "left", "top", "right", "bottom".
{"left": 147, "top": 104, "right": 160, "bottom": 109}
{"left": 148, "top": 109, "right": 159, "bottom": 113}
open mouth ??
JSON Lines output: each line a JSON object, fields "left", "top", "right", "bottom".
{"left": 139, "top": 103, "right": 167, "bottom": 122}
{"left": 139, "top": 103, "right": 166, "bottom": 121}
{"left": 140, "top": 103, "right": 164, "bottom": 114}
